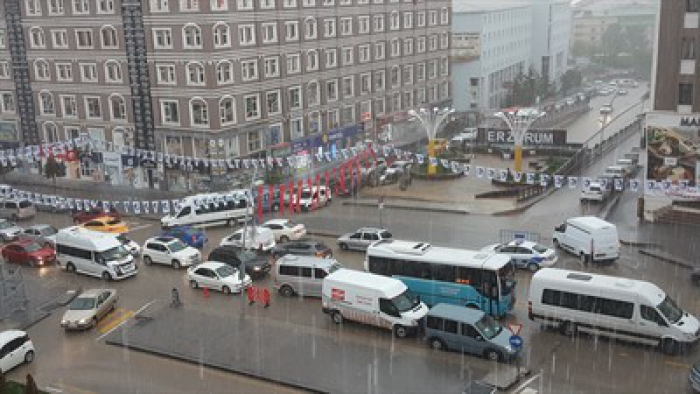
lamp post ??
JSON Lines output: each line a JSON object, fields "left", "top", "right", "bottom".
{"left": 494, "top": 108, "right": 546, "bottom": 173}
{"left": 408, "top": 107, "right": 455, "bottom": 175}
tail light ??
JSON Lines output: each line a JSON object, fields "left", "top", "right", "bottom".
{"left": 315, "top": 251, "right": 324, "bottom": 257}
{"left": 191, "top": 235, "right": 196, "bottom": 244}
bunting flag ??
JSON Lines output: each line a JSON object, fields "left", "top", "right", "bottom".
{"left": 568, "top": 176, "right": 578, "bottom": 189}
{"left": 526, "top": 173, "right": 535, "bottom": 185}
{"left": 513, "top": 171, "right": 522, "bottom": 183}
{"left": 463, "top": 165, "right": 471, "bottom": 177}
{"left": 554, "top": 175, "right": 563, "bottom": 188}
{"left": 476, "top": 167, "right": 485, "bottom": 178}
{"left": 630, "top": 179, "right": 640, "bottom": 192}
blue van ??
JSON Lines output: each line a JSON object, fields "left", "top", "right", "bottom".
{"left": 424, "top": 304, "right": 519, "bottom": 362}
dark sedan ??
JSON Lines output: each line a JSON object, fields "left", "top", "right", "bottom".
{"left": 208, "top": 245, "right": 271, "bottom": 279}
{"left": 271, "top": 240, "right": 333, "bottom": 259}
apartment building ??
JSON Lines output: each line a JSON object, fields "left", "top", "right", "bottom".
{"left": 0, "top": 0, "right": 452, "bottom": 190}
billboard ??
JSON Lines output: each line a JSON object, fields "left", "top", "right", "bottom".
{"left": 477, "top": 128, "right": 568, "bottom": 146}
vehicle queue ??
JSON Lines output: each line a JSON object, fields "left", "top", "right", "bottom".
{"left": 0, "top": 184, "right": 697, "bottom": 381}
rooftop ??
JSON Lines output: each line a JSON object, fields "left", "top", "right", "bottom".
{"left": 452, "top": 1, "right": 531, "bottom": 14}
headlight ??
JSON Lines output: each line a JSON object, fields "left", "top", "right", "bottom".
{"left": 61, "top": 319, "right": 68, "bottom": 326}
{"left": 78, "top": 318, "right": 90, "bottom": 325}
{"left": 253, "top": 266, "right": 261, "bottom": 271}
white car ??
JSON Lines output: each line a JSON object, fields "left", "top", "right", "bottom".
{"left": 141, "top": 236, "right": 201, "bottom": 269}
{"left": 481, "top": 240, "right": 557, "bottom": 272}
{"left": 187, "top": 261, "right": 252, "bottom": 294}
{"left": 220, "top": 227, "right": 276, "bottom": 252}
{"left": 600, "top": 104, "right": 613, "bottom": 115}
{"left": 287, "top": 186, "right": 332, "bottom": 212}
{"left": 260, "top": 219, "right": 307, "bottom": 242}
{"left": 449, "top": 129, "right": 478, "bottom": 148}
{"left": 385, "top": 160, "right": 411, "bottom": 177}
{"left": 580, "top": 181, "right": 611, "bottom": 203}
{"left": 116, "top": 234, "right": 141, "bottom": 256}
{"left": 0, "top": 330, "right": 34, "bottom": 374}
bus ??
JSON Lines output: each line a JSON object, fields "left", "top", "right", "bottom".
{"left": 161, "top": 190, "right": 252, "bottom": 228}
{"left": 365, "top": 240, "right": 516, "bottom": 317}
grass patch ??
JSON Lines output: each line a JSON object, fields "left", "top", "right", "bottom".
{"left": 0, "top": 381, "right": 48, "bottom": 394}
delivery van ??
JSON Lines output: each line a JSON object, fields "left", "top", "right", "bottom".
{"left": 553, "top": 216, "right": 619, "bottom": 263}
{"left": 529, "top": 268, "right": 700, "bottom": 355}
{"left": 55, "top": 226, "right": 137, "bottom": 281}
{"left": 322, "top": 269, "right": 428, "bottom": 338}
{"left": 161, "top": 190, "right": 252, "bottom": 228}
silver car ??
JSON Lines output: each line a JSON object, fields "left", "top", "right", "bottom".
{"left": 337, "top": 227, "right": 392, "bottom": 251}
{"left": 61, "top": 288, "right": 118, "bottom": 330}
{"left": 21, "top": 225, "right": 58, "bottom": 248}
{"left": 0, "top": 219, "right": 23, "bottom": 242}
{"left": 0, "top": 200, "right": 36, "bottom": 221}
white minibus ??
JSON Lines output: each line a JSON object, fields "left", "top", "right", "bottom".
{"left": 55, "top": 227, "right": 137, "bottom": 281}
{"left": 161, "top": 190, "right": 252, "bottom": 228}
{"left": 553, "top": 216, "right": 619, "bottom": 263}
{"left": 529, "top": 268, "right": 700, "bottom": 355}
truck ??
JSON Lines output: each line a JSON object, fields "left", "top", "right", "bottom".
{"left": 322, "top": 269, "right": 428, "bottom": 338}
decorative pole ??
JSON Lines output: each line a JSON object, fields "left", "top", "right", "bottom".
{"left": 408, "top": 107, "right": 455, "bottom": 175}
{"left": 494, "top": 108, "right": 546, "bottom": 173}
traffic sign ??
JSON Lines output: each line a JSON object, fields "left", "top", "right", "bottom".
{"left": 507, "top": 323, "right": 523, "bottom": 336}
{"left": 509, "top": 335, "right": 523, "bottom": 350}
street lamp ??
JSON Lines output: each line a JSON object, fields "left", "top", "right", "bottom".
{"left": 408, "top": 107, "right": 455, "bottom": 175}
{"left": 494, "top": 107, "right": 546, "bottom": 173}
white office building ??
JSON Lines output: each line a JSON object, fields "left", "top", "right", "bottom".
{"left": 529, "top": 0, "right": 572, "bottom": 84}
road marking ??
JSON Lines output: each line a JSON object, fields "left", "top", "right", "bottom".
{"left": 664, "top": 360, "right": 691, "bottom": 369}
{"left": 509, "top": 373, "right": 541, "bottom": 393}
{"left": 95, "top": 299, "right": 157, "bottom": 342}
{"left": 128, "top": 224, "right": 152, "bottom": 233}
{"left": 618, "top": 352, "right": 629, "bottom": 357}
{"left": 97, "top": 308, "right": 134, "bottom": 334}
{"left": 44, "top": 383, "right": 99, "bottom": 394}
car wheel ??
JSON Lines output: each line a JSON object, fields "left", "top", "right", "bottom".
{"left": 279, "top": 285, "right": 294, "bottom": 297}
{"left": 393, "top": 325, "right": 408, "bottom": 338}
{"left": 102, "top": 271, "right": 112, "bottom": 281}
{"left": 24, "top": 350, "right": 34, "bottom": 364}
{"left": 527, "top": 263, "right": 539, "bottom": 272}
{"left": 339, "top": 243, "right": 349, "bottom": 251}
{"left": 27, "top": 259, "right": 35, "bottom": 268}
{"left": 90, "top": 317, "right": 98, "bottom": 329}
{"left": 189, "top": 280, "right": 198, "bottom": 289}
{"left": 331, "top": 311, "right": 343, "bottom": 325}
{"left": 661, "top": 338, "right": 680, "bottom": 356}
{"left": 484, "top": 349, "right": 502, "bottom": 362}
{"left": 429, "top": 338, "right": 446, "bottom": 351}
{"left": 222, "top": 286, "right": 231, "bottom": 294}
{"left": 553, "top": 239, "right": 560, "bottom": 248}
{"left": 280, "top": 235, "right": 289, "bottom": 243}
{"left": 143, "top": 256, "right": 152, "bottom": 265}
{"left": 66, "top": 263, "right": 76, "bottom": 273}
{"left": 172, "top": 260, "right": 181, "bottom": 269}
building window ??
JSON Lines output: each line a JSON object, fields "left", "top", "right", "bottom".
{"left": 241, "top": 60, "right": 258, "bottom": 81}
{"left": 216, "top": 61, "right": 234, "bottom": 84}
{"left": 34, "top": 60, "right": 49, "bottom": 80}
{"left": 248, "top": 130, "right": 263, "bottom": 152}
{"left": 307, "top": 50, "right": 319, "bottom": 71}
{"left": 291, "top": 118, "right": 304, "bottom": 139}
{"left": 375, "top": 70, "right": 385, "bottom": 91}
{"left": 101, "top": 26, "right": 118, "bottom": 48}
{"left": 213, "top": 0, "right": 228, "bottom": 10}
{"left": 73, "top": 0, "right": 89, "bottom": 14}
{"left": 305, "top": 17, "right": 317, "bottom": 39}
{"left": 309, "top": 111, "right": 320, "bottom": 134}
{"left": 49, "top": 0, "right": 65, "bottom": 15}
{"left": 150, "top": 0, "right": 169, "bottom": 12}
{"left": 0, "top": 30, "right": 5, "bottom": 49}
{"left": 284, "top": 0, "right": 298, "bottom": 7}
{"left": 375, "top": 42, "right": 385, "bottom": 60}
{"left": 262, "top": 23, "right": 278, "bottom": 43}
{"left": 220, "top": 97, "right": 236, "bottom": 125}
{"left": 85, "top": 97, "right": 102, "bottom": 119}
{"left": 237, "top": 0, "right": 252, "bottom": 10}
{"left": 180, "top": 0, "right": 200, "bottom": 11}
{"left": 61, "top": 95, "right": 77, "bottom": 118}
{"left": 110, "top": 95, "right": 126, "bottom": 120}
{"left": 688, "top": 0, "right": 700, "bottom": 12}
{"left": 391, "top": 38, "right": 400, "bottom": 57}
{"left": 340, "top": 17, "right": 353, "bottom": 35}
{"left": 327, "top": 79, "right": 338, "bottom": 101}
{"left": 153, "top": 28, "right": 173, "bottom": 49}
{"left": 325, "top": 48, "right": 337, "bottom": 68}
{"left": 359, "top": 45, "right": 370, "bottom": 63}
{"left": 56, "top": 63, "right": 73, "bottom": 81}
{"left": 390, "top": 11, "right": 400, "bottom": 30}
{"left": 359, "top": 16, "right": 370, "bottom": 34}
{"left": 360, "top": 73, "right": 371, "bottom": 95}
{"left": 105, "top": 61, "right": 122, "bottom": 82}
{"left": 157, "top": 64, "right": 176, "bottom": 84}
{"left": 40, "top": 91, "right": 55, "bottom": 116}
{"left": 30, "top": 27, "right": 46, "bottom": 48}
{"left": 0, "top": 93, "right": 15, "bottom": 113}
{"left": 404, "top": 38, "right": 413, "bottom": 55}
{"left": 44, "top": 123, "right": 59, "bottom": 143}
{"left": 245, "top": 94, "right": 261, "bottom": 120}
{"left": 75, "top": 29, "right": 94, "bottom": 49}
{"left": 404, "top": 12, "right": 413, "bottom": 29}
{"left": 190, "top": 99, "right": 209, "bottom": 126}
{"left": 289, "top": 86, "right": 302, "bottom": 110}
{"left": 186, "top": 62, "right": 205, "bottom": 85}
{"left": 343, "top": 76, "right": 354, "bottom": 98}
{"left": 391, "top": 66, "right": 400, "bottom": 87}
{"left": 26, "top": 0, "right": 41, "bottom": 15}
{"left": 80, "top": 63, "right": 98, "bottom": 83}
{"left": 264, "top": 57, "right": 280, "bottom": 77}
{"left": 98, "top": 0, "right": 115, "bottom": 13}
{"left": 417, "top": 11, "right": 425, "bottom": 27}
{"left": 285, "top": 21, "right": 299, "bottom": 41}
{"left": 161, "top": 100, "right": 180, "bottom": 124}
{"left": 679, "top": 83, "right": 694, "bottom": 105}
{"left": 683, "top": 37, "right": 696, "bottom": 59}
{"left": 342, "top": 105, "right": 355, "bottom": 125}
{"left": 52, "top": 30, "right": 68, "bottom": 48}
{"left": 324, "top": 18, "right": 336, "bottom": 37}
{"left": 183, "top": 24, "right": 202, "bottom": 48}
{"left": 286, "top": 53, "right": 301, "bottom": 74}
{"left": 342, "top": 47, "right": 354, "bottom": 65}
{"left": 260, "top": 0, "right": 275, "bottom": 9}
{"left": 266, "top": 90, "right": 281, "bottom": 114}
{"left": 213, "top": 23, "right": 230, "bottom": 47}
{"left": 373, "top": 15, "right": 384, "bottom": 32}
{"left": 440, "top": 7, "right": 448, "bottom": 24}
{"left": 307, "top": 81, "right": 319, "bottom": 106}
{"left": 239, "top": 24, "right": 256, "bottom": 45}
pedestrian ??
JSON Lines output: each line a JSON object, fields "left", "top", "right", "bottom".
{"left": 247, "top": 286, "right": 255, "bottom": 305}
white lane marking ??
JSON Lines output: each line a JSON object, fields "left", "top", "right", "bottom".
{"left": 509, "top": 373, "right": 541, "bottom": 393}
{"left": 44, "top": 387, "right": 62, "bottom": 393}
{"left": 95, "top": 299, "right": 157, "bottom": 342}
{"left": 128, "top": 224, "right": 153, "bottom": 232}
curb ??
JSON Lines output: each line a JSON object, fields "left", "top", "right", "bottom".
{"left": 492, "top": 187, "right": 556, "bottom": 216}
{"left": 307, "top": 230, "right": 343, "bottom": 239}
{"left": 598, "top": 194, "right": 621, "bottom": 220}
{"left": 639, "top": 249, "right": 694, "bottom": 269}
{"left": 620, "top": 239, "right": 658, "bottom": 247}
{"left": 341, "top": 200, "right": 471, "bottom": 215}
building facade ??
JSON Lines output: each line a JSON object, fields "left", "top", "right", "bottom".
{"left": 644, "top": 0, "right": 700, "bottom": 214}
{"left": 451, "top": 2, "right": 532, "bottom": 111}
{"left": 0, "top": 0, "right": 452, "bottom": 190}
{"left": 529, "top": 0, "right": 571, "bottom": 84}
{"left": 571, "top": 0, "right": 657, "bottom": 50}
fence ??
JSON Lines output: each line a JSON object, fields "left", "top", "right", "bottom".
{"left": 0, "top": 265, "right": 28, "bottom": 319}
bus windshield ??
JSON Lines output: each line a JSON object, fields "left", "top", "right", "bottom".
{"left": 391, "top": 289, "right": 420, "bottom": 313}
{"left": 97, "top": 246, "right": 130, "bottom": 261}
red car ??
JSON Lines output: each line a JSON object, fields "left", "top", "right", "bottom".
{"left": 72, "top": 208, "right": 121, "bottom": 224}
{"left": 2, "top": 240, "right": 56, "bottom": 267}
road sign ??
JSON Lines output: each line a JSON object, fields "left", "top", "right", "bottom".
{"left": 509, "top": 335, "right": 523, "bottom": 350}
{"left": 507, "top": 323, "right": 523, "bottom": 336}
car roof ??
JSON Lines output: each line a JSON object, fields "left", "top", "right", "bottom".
{"left": 11, "top": 239, "right": 37, "bottom": 247}
{"left": 28, "top": 224, "right": 52, "bottom": 230}
{"left": 357, "top": 227, "right": 388, "bottom": 232}
{"left": 150, "top": 236, "right": 178, "bottom": 243}
{"left": 278, "top": 255, "right": 338, "bottom": 267}
{"left": 79, "top": 288, "right": 115, "bottom": 297}
{"left": 198, "top": 261, "right": 228, "bottom": 270}
{"left": 428, "top": 303, "right": 484, "bottom": 324}
{"left": 264, "top": 219, "right": 291, "bottom": 225}
{"left": 0, "top": 330, "right": 28, "bottom": 343}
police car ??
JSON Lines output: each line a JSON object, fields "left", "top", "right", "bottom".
{"left": 481, "top": 239, "right": 558, "bottom": 272}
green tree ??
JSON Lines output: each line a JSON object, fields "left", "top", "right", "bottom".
{"left": 44, "top": 155, "right": 66, "bottom": 192}
{"left": 601, "top": 24, "right": 627, "bottom": 63}
{"left": 560, "top": 69, "right": 583, "bottom": 96}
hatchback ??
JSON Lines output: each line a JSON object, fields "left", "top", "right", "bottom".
{"left": 0, "top": 330, "right": 34, "bottom": 374}
{"left": 2, "top": 240, "right": 56, "bottom": 267}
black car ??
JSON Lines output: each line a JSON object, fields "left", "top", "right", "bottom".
{"left": 272, "top": 240, "right": 333, "bottom": 259}
{"left": 208, "top": 245, "right": 271, "bottom": 279}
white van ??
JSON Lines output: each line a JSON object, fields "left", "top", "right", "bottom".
{"left": 161, "top": 190, "right": 252, "bottom": 228}
{"left": 604, "top": 165, "right": 627, "bottom": 178}
{"left": 529, "top": 268, "right": 700, "bottom": 355}
{"left": 553, "top": 216, "right": 619, "bottom": 263}
{"left": 322, "top": 269, "right": 429, "bottom": 338}
{"left": 55, "top": 226, "right": 137, "bottom": 281}
{"left": 287, "top": 186, "right": 332, "bottom": 212}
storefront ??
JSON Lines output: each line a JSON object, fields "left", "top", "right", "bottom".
{"left": 121, "top": 155, "right": 143, "bottom": 188}
{"left": 103, "top": 151, "right": 122, "bottom": 186}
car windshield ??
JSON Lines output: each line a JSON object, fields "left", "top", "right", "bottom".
{"left": 301, "top": 191, "right": 313, "bottom": 199}
{"left": 168, "top": 241, "right": 187, "bottom": 253}
{"left": 328, "top": 262, "right": 343, "bottom": 274}
{"left": 285, "top": 220, "right": 299, "bottom": 228}
{"left": 532, "top": 244, "right": 549, "bottom": 253}
{"left": 97, "top": 246, "right": 130, "bottom": 261}
{"left": 657, "top": 295, "right": 683, "bottom": 324}
{"left": 237, "top": 250, "right": 257, "bottom": 263}
{"left": 41, "top": 227, "right": 57, "bottom": 236}
{"left": 391, "top": 289, "right": 420, "bottom": 313}
{"left": 380, "top": 231, "right": 392, "bottom": 239}
{"left": 116, "top": 234, "right": 129, "bottom": 244}
{"left": 215, "top": 265, "right": 236, "bottom": 278}
{"left": 475, "top": 315, "right": 502, "bottom": 340}
{"left": 69, "top": 297, "right": 96, "bottom": 310}
{"left": 0, "top": 222, "right": 11, "bottom": 229}
{"left": 18, "top": 201, "right": 32, "bottom": 208}
{"left": 25, "top": 243, "right": 42, "bottom": 252}
{"left": 107, "top": 219, "right": 121, "bottom": 226}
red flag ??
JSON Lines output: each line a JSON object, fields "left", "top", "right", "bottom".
{"left": 369, "top": 147, "right": 377, "bottom": 163}
{"left": 324, "top": 171, "right": 330, "bottom": 199}
{"left": 288, "top": 181, "right": 295, "bottom": 214}
{"left": 312, "top": 174, "right": 321, "bottom": 211}
{"left": 256, "top": 186, "right": 263, "bottom": 223}
{"left": 279, "top": 184, "right": 285, "bottom": 215}
{"left": 296, "top": 180, "right": 303, "bottom": 213}
{"left": 332, "top": 168, "right": 338, "bottom": 196}
{"left": 355, "top": 157, "right": 362, "bottom": 189}
{"left": 268, "top": 184, "right": 274, "bottom": 213}
{"left": 339, "top": 163, "right": 346, "bottom": 193}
